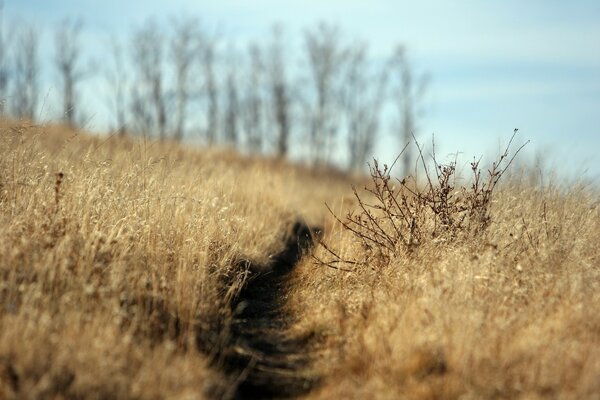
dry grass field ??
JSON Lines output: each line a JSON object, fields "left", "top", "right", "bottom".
{"left": 1, "top": 122, "right": 599, "bottom": 399}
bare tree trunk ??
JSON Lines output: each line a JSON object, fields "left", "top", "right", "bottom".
{"left": 303, "top": 22, "right": 347, "bottom": 166}
{"left": 390, "top": 46, "right": 428, "bottom": 177}
{"left": 55, "top": 18, "right": 84, "bottom": 128}
{"left": 241, "top": 43, "right": 264, "bottom": 153}
{"left": 106, "top": 37, "right": 128, "bottom": 136}
{"left": 201, "top": 39, "right": 219, "bottom": 145}
{"left": 224, "top": 48, "right": 239, "bottom": 147}
{"left": 266, "top": 25, "right": 291, "bottom": 158}
{"left": 171, "top": 17, "right": 198, "bottom": 142}
{"left": 154, "top": 74, "right": 167, "bottom": 140}
{"left": 0, "top": 1, "right": 10, "bottom": 117}
{"left": 130, "top": 86, "right": 152, "bottom": 136}
{"left": 131, "top": 20, "right": 168, "bottom": 139}
{"left": 341, "top": 43, "right": 388, "bottom": 171}
{"left": 274, "top": 82, "right": 290, "bottom": 157}
{"left": 12, "top": 25, "right": 39, "bottom": 121}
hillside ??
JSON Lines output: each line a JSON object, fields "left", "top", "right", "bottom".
{"left": 1, "top": 122, "right": 599, "bottom": 399}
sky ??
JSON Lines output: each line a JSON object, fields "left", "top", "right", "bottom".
{"left": 6, "top": 0, "right": 600, "bottom": 181}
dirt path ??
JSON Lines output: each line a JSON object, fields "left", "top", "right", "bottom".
{"left": 209, "top": 221, "right": 321, "bottom": 399}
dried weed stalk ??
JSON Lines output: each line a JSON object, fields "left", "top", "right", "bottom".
{"left": 319, "top": 130, "right": 528, "bottom": 268}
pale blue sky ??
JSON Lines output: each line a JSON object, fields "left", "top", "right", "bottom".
{"left": 6, "top": 0, "right": 600, "bottom": 181}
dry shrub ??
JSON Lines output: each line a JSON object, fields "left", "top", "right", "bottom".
{"left": 319, "top": 130, "right": 528, "bottom": 267}
{"left": 289, "top": 131, "right": 600, "bottom": 399}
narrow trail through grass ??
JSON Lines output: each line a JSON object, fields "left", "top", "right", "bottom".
{"left": 206, "top": 220, "right": 321, "bottom": 399}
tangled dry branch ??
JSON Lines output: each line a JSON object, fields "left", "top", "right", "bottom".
{"left": 317, "top": 129, "right": 528, "bottom": 269}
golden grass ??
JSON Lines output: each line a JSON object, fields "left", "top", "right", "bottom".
{"left": 0, "top": 122, "right": 352, "bottom": 399}
{"left": 292, "top": 176, "right": 600, "bottom": 399}
{"left": 1, "top": 121, "right": 599, "bottom": 399}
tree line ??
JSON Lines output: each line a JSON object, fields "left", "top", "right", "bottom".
{"left": 0, "top": 9, "right": 428, "bottom": 172}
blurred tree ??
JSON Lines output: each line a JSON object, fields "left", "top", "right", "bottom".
{"left": 303, "top": 22, "right": 347, "bottom": 165}
{"left": 341, "top": 42, "right": 388, "bottom": 171}
{"left": 11, "top": 25, "right": 39, "bottom": 121}
{"left": 55, "top": 18, "right": 85, "bottom": 128}
{"left": 266, "top": 24, "right": 291, "bottom": 158}
{"left": 241, "top": 43, "right": 264, "bottom": 153}
{"left": 223, "top": 46, "right": 239, "bottom": 146}
{"left": 390, "top": 46, "right": 428, "bottom": 176}
{"left": 131, "top": 20, "right": 168, "bottom": 139}
{"left": 200, "top": 32, "right": 219, "bottom": 145}
{"left": 171, "top": 16, "right": 199, "bottom": 142}
{"left": 0, "top": 1, "right": 10, "bottom": 117}
{"left": 106, "top": 37, "right": 129, "bottom": 136}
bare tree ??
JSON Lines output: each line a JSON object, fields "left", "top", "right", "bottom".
{"left": 390, "top": 46, "right": 428, "bottom": 176}
{"left": 55, "top": 18, "right": 84, "bottom": 127}
{"left": 171, "top": 16, "right": 199, "bottom": 142}
{"left": 130, "top": 85, "right": 153, "bottom": 136}
{"left": 0, "top": 1, "right": 10, "bottom": 116}
{"left": 266, "top": 24, "right": 291, "bottom": 158}
{"left": 131, "top": 20, "right": 168, "bottom": 139}
{"left": 106, "top": 37, "right": 128, "bottom": 135}
{"left": 223, "top": 46, "right": 239, "bottom": 147}
{"left": 241, "top": 43, "right": 264, "bottom": 153}
{"left": 341, "top": 43, "right": 388, "bottom": 171}
{"left": 11, "top": 25, "right": 39, "bottom": 121}
{"left": 303, "top": 22, "right": 347, "bottom": 165}
{"left": 200, "top": 33, "right": 219, "bottom": 145}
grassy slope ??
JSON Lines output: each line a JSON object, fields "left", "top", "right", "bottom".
{"left": 1, "top": 122, "right": 599, "bottom": 399}
{"left": 293, "top": 170, "right": 600, "bottom": 399}
{"left": 0, "top": 122, "right": 352, "bottom": 399}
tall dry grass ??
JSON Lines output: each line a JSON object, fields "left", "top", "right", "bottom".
{"left": 290, "top": 147, "right": 600, "bottom": 399}
{"left": 0, "top": 122, "right": 352, "bottom": 399}
{"left": 1, "top": 122, "right": 599, "bottom": 399}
